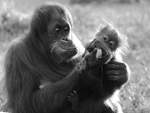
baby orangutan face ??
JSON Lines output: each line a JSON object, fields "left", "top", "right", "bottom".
{"left": 86, "top": 25, "right": 121, "bottom": 63}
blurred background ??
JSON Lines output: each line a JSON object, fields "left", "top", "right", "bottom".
{"left": 0, "top": 0, "right": 150, "bottom": 113}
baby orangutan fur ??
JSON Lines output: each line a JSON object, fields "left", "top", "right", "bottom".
{"left": 74, "top": 24, "right": 129, "bottom": 113}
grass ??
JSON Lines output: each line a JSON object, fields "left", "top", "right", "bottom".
{"left": 0, "top": 0, "right": 150, "bottom": 113}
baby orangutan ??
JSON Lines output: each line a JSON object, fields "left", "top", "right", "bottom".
{"left": 68, "top": 24, "right": 129, "bottom": 113}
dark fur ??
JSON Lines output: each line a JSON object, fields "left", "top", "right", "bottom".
{"left": 75, "top": 25, "right": 129, "bottom": 113}
{"left": 4, "top": 3, "right": 128, "bottom": 113}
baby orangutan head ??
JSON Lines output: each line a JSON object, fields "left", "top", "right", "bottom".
{"left": 86, "top": 24, "right": 128, "bottom": 63}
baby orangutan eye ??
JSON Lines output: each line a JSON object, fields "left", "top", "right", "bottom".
{"left": 109, "top": 41, "right": 115, "bottom": 49}
{"left": 103, "top": 35, "right": 109, "bottom": 42}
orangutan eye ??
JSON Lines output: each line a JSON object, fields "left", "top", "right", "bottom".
{"left": 64, "top": 25, "right": 70, "bottom": 33}
{"left": 55, "top": 27, "right": 60, "bottom": 32}
{"left": 55, "top": 26, "right": 61, "bottom": 32}
{"left": 103, "top": 35, "right": 109, "bottom": 42}
{"left": 109, "top": 41, "right": 115, "bottom": 48}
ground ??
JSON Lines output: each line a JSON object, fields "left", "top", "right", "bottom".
{"left": 0, "top": 0, "right": 150, "bottom": 113}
